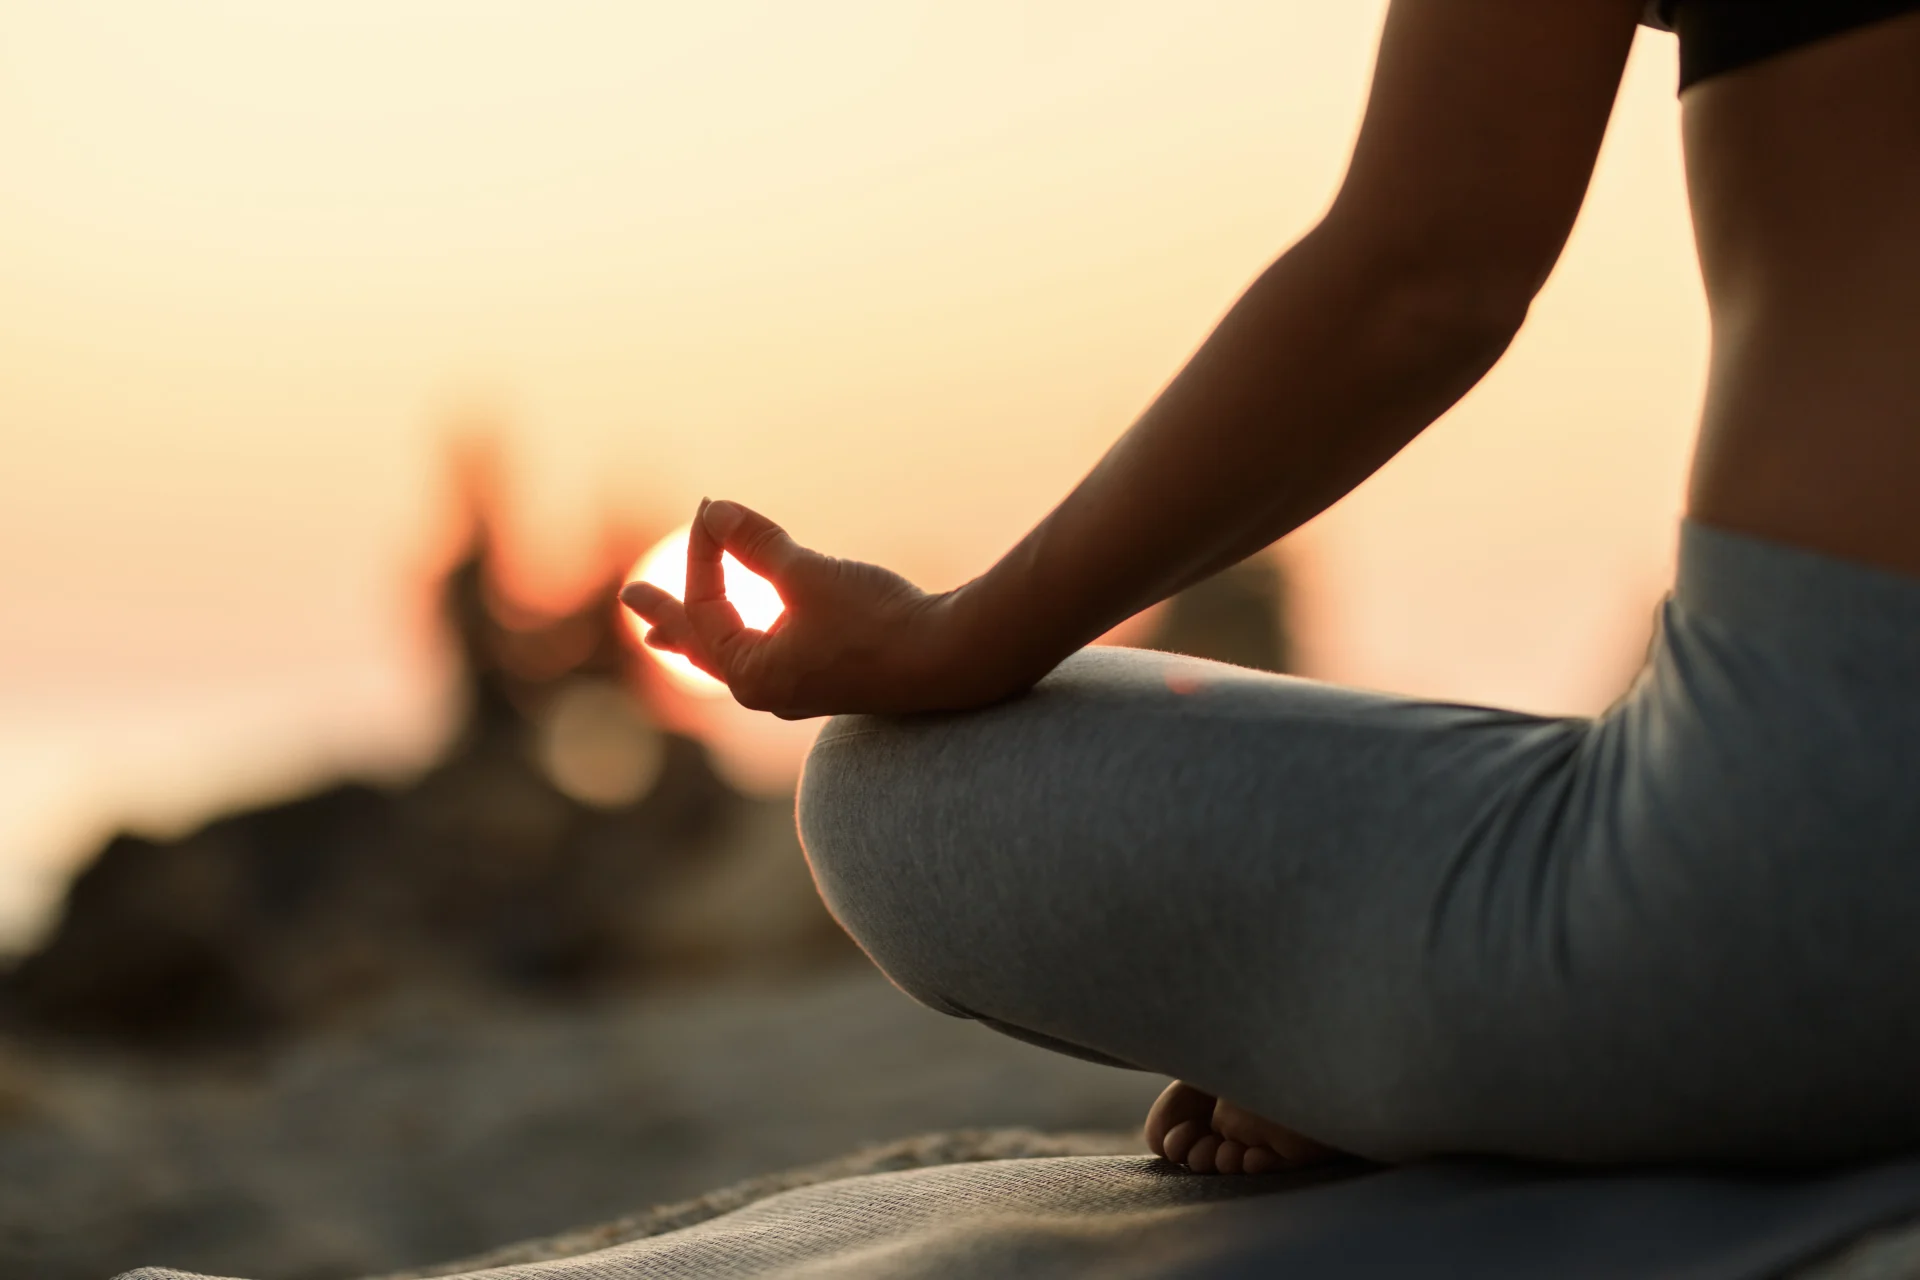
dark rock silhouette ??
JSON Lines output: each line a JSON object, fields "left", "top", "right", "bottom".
{"left": 0, "top": 453, "right": 844, "bottom": 1049}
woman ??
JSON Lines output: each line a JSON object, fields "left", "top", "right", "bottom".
{"left": 622, "top": 0, "right": 1920, "bottom": 1173}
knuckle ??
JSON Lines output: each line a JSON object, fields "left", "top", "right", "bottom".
{"left": 741, "top": 524, "right": 786, "bottom": 561}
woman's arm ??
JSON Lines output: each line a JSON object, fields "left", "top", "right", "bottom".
{"left": 623, "top": 0, "right": 1645, "bottom": 717}
{"left": 953, "top": 0, "right": 1645, "bottom": 690}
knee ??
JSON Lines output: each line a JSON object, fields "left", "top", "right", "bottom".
{"left": 797, "top": 717, "right": 935, "bottom": 979}
{"left": 794, "top": 714, "right": 888, "bottom": 893}
{"left": 795, "top": 714, "right": 978, "bottom": 1016}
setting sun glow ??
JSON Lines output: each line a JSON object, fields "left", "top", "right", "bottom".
{"left": 626, "top": 526, "right": 786, "bottom": 696}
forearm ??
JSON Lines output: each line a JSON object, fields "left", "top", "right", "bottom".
{"left": 954, "top": 218, "right": 1525, "bottom": 692}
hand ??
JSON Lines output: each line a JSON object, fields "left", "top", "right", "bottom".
{"left": 619, "top": 499, "right": 1012, "bottom": 719}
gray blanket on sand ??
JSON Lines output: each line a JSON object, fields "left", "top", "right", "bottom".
{"left": 115, "top": 1131, "right": 1920, "bottom": 1280}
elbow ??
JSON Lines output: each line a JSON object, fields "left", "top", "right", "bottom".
{"left": 1305, "top": 217, "right": 1541, "bottom": 377}
{"left": 1363, "top": 267, "right": 1533, "bottom": 378}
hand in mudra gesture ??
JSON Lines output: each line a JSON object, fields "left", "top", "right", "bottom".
{"left": 620, "top": 500, "right": 1004, "bottom": 719}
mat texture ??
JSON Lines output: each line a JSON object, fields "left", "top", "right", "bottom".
{"left": 113, "top": 1132, "right": 1920, "bottom": 1280}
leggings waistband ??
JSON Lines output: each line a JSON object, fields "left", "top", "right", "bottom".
{"left": 1675, "top": 519, "right": 1920, "bottom": 661}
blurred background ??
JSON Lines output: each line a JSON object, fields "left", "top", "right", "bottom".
{"left": 1, "top": 3, "right": 1704, "bottom": 1277}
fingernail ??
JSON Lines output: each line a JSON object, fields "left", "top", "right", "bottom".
{"left": 618, "top": 582, "right": 650, "bottom": 610}
{"left": 703, "top": 500, "right": 743, "bottom": 539}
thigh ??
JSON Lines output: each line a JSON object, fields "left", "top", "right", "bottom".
{"left": 798, "top": 646, "right": 1585, "bottom": 1155}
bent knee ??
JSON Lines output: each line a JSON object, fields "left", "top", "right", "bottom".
{"left": 796, "top": 713, "right": 902, "bottom": 873}
{"left": 796, "top": 715, "right": 967, "bottom": 1009}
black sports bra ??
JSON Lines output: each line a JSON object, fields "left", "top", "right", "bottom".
{"left": 1642, "top": 0, "right": 1920, "bottom": 89}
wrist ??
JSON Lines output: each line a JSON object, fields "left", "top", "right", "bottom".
{"left": 930, "top": 572, "right": 1068, "bottom": 705}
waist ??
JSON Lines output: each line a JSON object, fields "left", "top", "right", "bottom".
{"left": 1685, "top": 316, "right": 1920, "bottom": 579}
{"left": 1674, "top": 517, "right": 1920, "bottom": 665}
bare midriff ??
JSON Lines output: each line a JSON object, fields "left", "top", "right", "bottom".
{"left": 1682, "top": 10, "right": 1920, "bottom": 577}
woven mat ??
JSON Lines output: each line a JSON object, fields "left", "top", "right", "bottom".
{"left": 112, "top": 1131, "right": 1920, "bottom": 1280}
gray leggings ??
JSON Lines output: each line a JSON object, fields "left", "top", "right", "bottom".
{"left": 796, "top": 522, "right": 1920, "bottom": 1167}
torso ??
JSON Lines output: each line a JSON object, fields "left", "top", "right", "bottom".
{"left": 1680, "top": 9, "right": 1920, "bottom": 576}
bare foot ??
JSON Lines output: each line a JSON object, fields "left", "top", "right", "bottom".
{"left": 1144, "top": 1080, "right": 1340, "bottom": 1175}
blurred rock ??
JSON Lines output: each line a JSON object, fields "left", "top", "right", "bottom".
{"left": 0, "top": 461, "right": 851, "bottom": 1050}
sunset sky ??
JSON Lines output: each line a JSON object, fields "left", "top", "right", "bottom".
{"left": 0, "top": 2, "right": 1706, "bottom": 946}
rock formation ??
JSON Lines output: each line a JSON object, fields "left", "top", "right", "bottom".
{"left": 0, "top": 465, "right": 847, "bottom": 1048}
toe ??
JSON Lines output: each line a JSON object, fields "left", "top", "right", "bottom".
{"left": 1145, "top": 1081, "right": 1218, "bottom": 1157}
{"left": 1162, "top": 1119, "right": 1207, "bottom": 1166}
{"left": 1242, "top": 1145, "right": 1280, "bottom": 1175}
{"left": 1185, "top": 1133, "right": 1224, "bottom": 1174}
{"left": 1214, "top": 1140, "right": 1246, "bottom": 1175}
{"left": 1214, "top": 1099, "right": 1340, "bottom": 1166}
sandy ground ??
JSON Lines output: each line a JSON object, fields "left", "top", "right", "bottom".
{"left": 0, "top": 965, "right": 1161, "bottom": 1280}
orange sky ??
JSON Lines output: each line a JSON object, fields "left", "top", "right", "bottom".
{"left": 0, "top": 3, "right": 1706, "bottom": 946}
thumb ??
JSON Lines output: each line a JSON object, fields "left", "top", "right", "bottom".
{"left": 701, "top": 500, "right": 811, "bottom": 586}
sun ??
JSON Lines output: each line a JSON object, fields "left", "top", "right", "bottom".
{"left": 624, "top": 524, "right": 785, "bottom": 696}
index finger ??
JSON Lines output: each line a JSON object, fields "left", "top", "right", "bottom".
{"left": 684, "top": 498, "right": 748, "bottom": 660}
